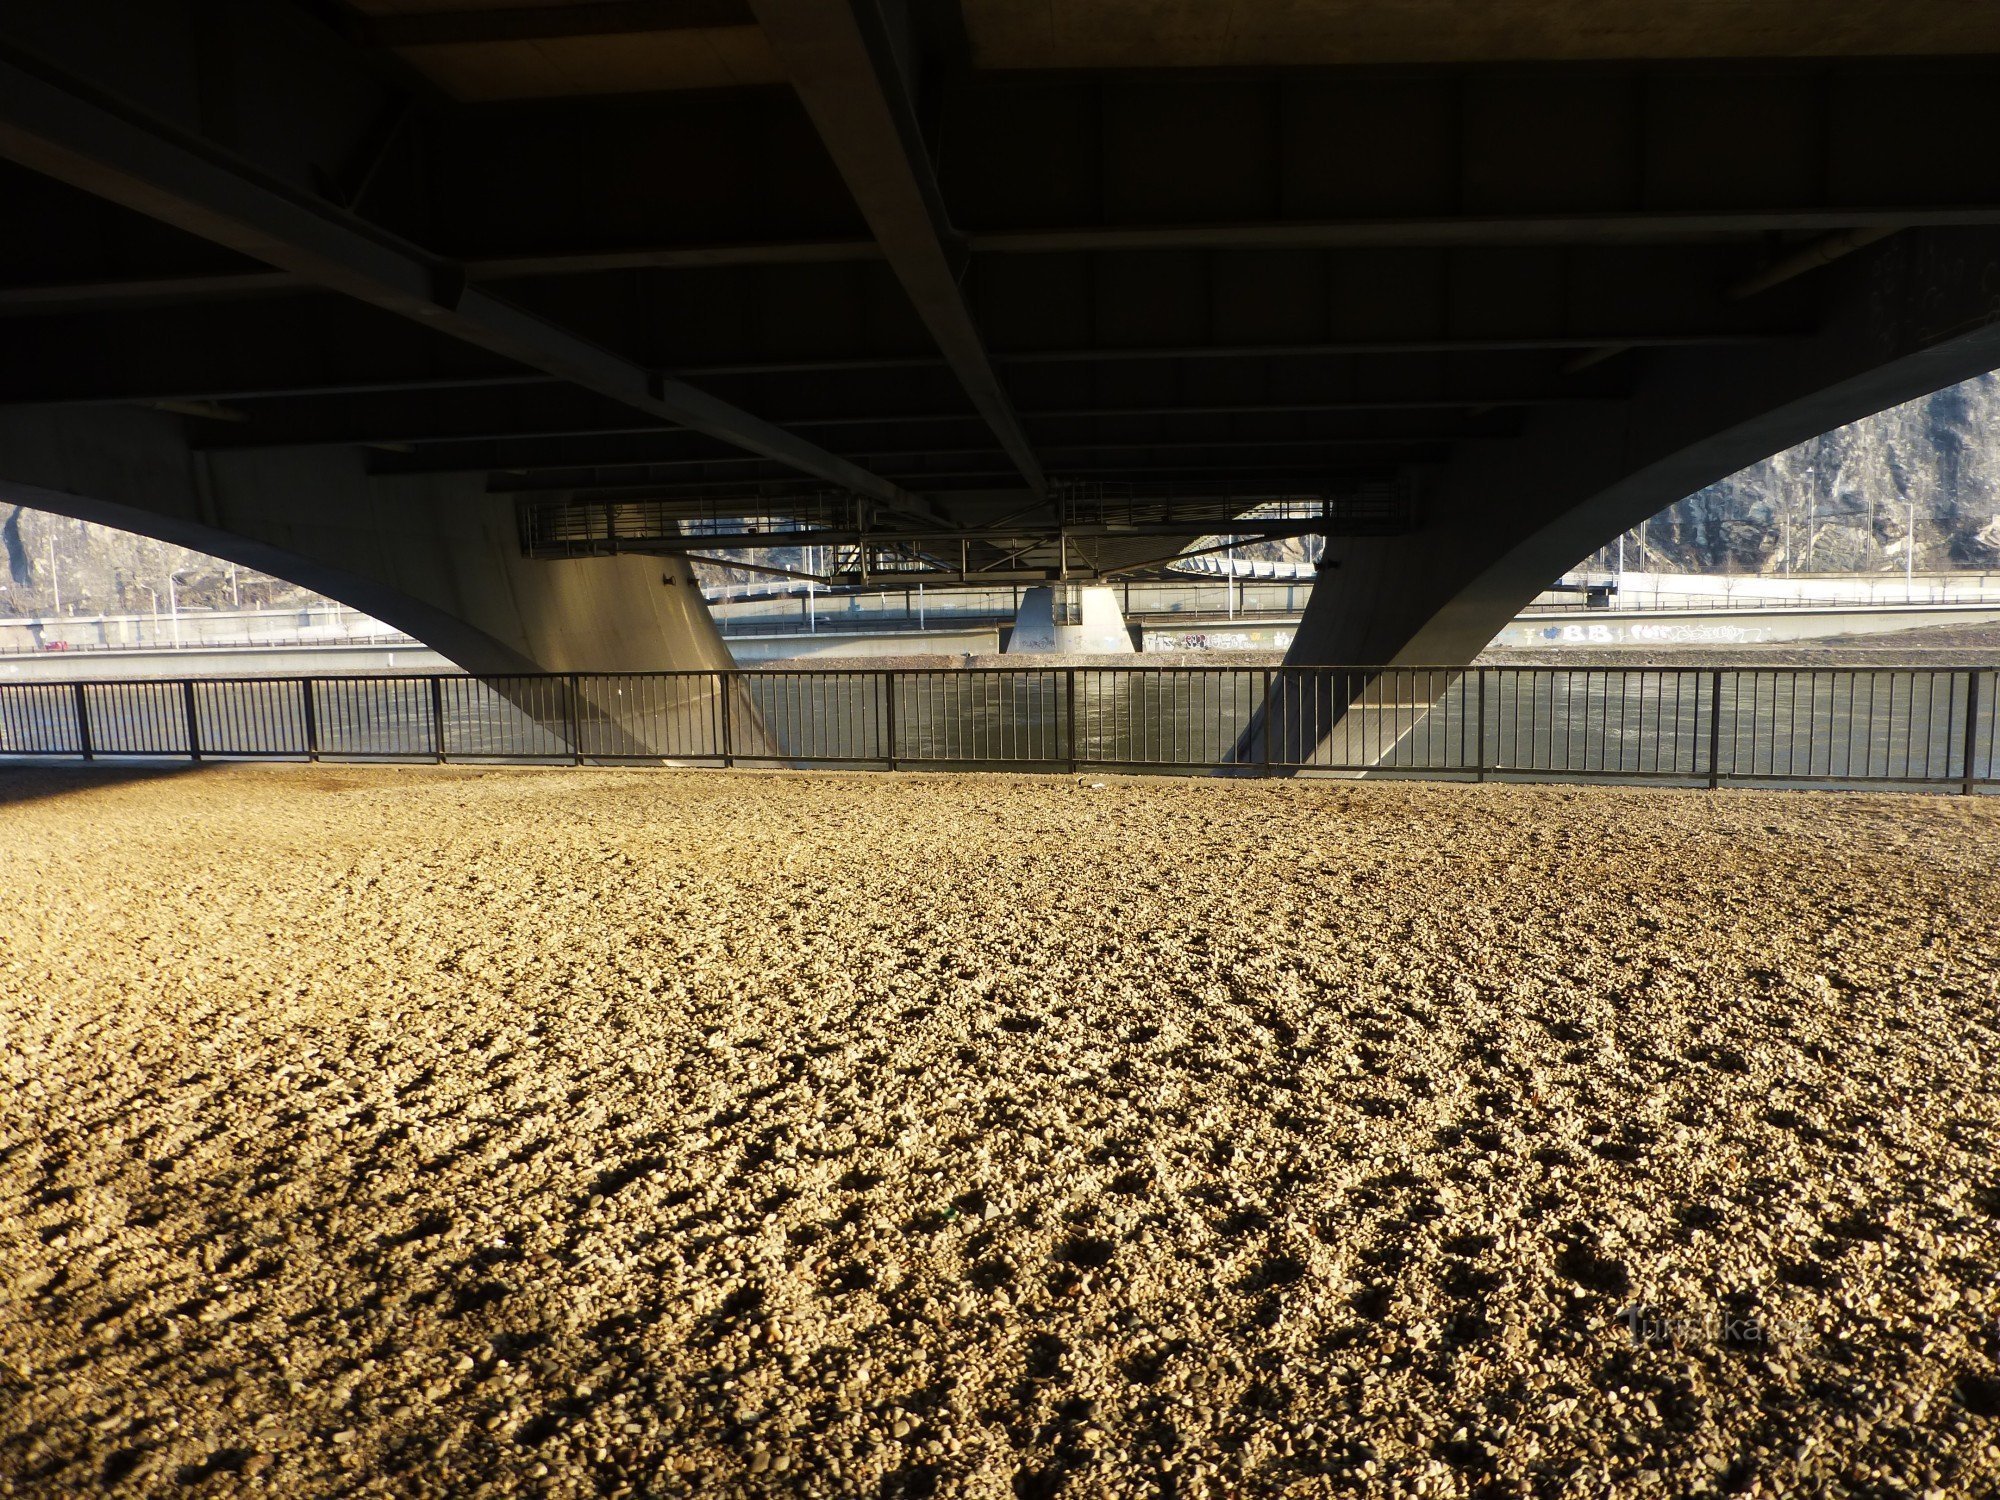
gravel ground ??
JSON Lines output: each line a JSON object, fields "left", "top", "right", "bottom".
{"left": 5, "top": 765, "right": 2000, "bottom": 1499}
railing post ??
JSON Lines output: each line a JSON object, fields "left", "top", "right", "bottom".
{"left": 1706, "top": 669, "right": 1724, "bottom": 790}
{"left": 300, "top": 678, "right": 319, "bottom": 762}
{"left": 71, "top": 681, "right": 93, "bottom": 761}
{"left": 883, "top": 670, "right": 898, "bottom": 771}
{"left": 1474, "top": 668, "right": 1487, "bottom": 783}
{"left": 1065, "top": 668, "right": 1078, "bottom": 774}
{"left": 566, "top": 673, "right": 583, "bottom": 765}
{"left": 429, "top": 675, "right": 447, "bottom": 763}
{"left": 719, "top": 671, "right": 735, "bottom": 768}
{"left": 1260, "top": 667, "right": 1272, "bottom": 777}
{"left": 1963, "top": 668, "right": 1982, "bottom": 796}
{"left": 181, "top": 679, "right": 202, "bottom": 763}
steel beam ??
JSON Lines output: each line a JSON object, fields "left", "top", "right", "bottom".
{"left": 683, "top": 332, "right": 1792, "bottom": 377}
{"left": 502, "top": 469, "right": 1391, "bottom": 502}
{"left": 469, "top": 241, "right": 878, "bottom": 279}
{"left": 189, "top": 393, "right": 1602, "bottom": 451}
{"left": 0, "top": 45, "right": 919, "bottom": 513}
{"left": 0, "top": 335, "right": 1749, "bottom": 407}
{"left": 358, "top": 1, "right": 755, "bottom": 49}
{"left": 0, "top": 242, "right": 885, "bottom": 315}
{"left": 751, "top": 0, "right": 1046, "bottom": 494}
{"left": 966, "top": 213, "right": 2000, "bottom": 256}
{"left": 581, "top": 520, "right": 1329, "bottom": 550}
{"left": 0, "top": 290, "right": 1781, "bottom": 408}
{"left": 496, "top": 459, "right": 1416, "bottom": 494}
{"left": 0, "top": 268, "right": 303, "bottom": 314}
{"left": 389, "top": 431, "right": 1455, "bottom": 478}
{"left": 7, "top": 212, "right": 1973, "bottom": 315}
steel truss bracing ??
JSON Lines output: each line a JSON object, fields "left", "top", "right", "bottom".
{"left": 517, "top": 484, "right": 1407, "bottom": 583}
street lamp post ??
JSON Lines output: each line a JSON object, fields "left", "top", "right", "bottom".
{"left": 165, "top": 569, "right": 187, "bottom": 648}
{"left": 1803, "top": 464, "right": 1817, "bottom": 572}
{"left": 1907, "top": 495, "right": 1917, "bottom": 598}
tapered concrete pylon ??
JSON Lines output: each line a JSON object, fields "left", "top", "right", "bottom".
{"left": 0, "top": 410, "right": 767, "bottom": 759}
{"left": 1005, "top": 586, "right": 1136, "bottom": 653}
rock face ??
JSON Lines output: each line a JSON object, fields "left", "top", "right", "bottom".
{"left": 1581, "top": 371, "right": 2000, "bottom": 576}
{"left": 0, "top": 507, "right": 323, "bottom": 616}
{"left": 4, "top": 765, "right": 2000, "bottom": 1499}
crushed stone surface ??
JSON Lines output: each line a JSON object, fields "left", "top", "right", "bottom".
{"left": 4, "top": 764, "right": 2000, "bottom": 1499}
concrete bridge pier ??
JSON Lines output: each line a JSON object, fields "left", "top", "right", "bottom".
{"left": 1249, "top": 227, "right": 2000, "bottom": 770}
{"left": 0, "top": 406, "right": 753, "bottom": 759}
{"left": 1005, "top": 585, "right": 1136, "bottom": 654}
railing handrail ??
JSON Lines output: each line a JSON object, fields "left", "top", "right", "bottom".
{"left": 1, "top": 664, "right": 1992, "bottom": 795}
{"left": 12, "top": 661, "right": 2000, "bottom": 691}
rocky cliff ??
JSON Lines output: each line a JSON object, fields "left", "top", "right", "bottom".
{"left": 1579, "top": 370, "right": 2000, "bottom": 576}
{"left": 0, "top": 508, "right": 321, "bottom": 616}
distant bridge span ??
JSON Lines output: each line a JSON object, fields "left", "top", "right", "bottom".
{"left": 3, "top": 0, "right": 2000, "bottom": 726}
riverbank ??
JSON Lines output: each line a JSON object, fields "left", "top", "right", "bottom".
{"left": 5, "top": 767, "right": 2000, "bottom": 1497}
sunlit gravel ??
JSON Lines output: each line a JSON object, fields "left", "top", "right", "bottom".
{"left": 4, "top": 764, "right": 2000, "bottom": 1499}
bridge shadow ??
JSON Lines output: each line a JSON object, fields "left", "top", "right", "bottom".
{"left": 0, "top": 762, "right": 216, "bottom": 812}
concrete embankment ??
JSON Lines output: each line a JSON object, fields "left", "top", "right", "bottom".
{"left": 0, "top": 642, "right": 453, "bottom": 681}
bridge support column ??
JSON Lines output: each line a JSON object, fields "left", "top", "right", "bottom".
{"left": 1258, "top": 228, "right": 2000, "bottom": 769}
{"left": 0, "top": 405, "right": 754, "bottom": 757}
{"left": 1005, "top": 585, "right": 1136, "bottom": 654}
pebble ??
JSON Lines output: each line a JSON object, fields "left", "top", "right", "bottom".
{"left": 7, "top": 770, "right": 1997, "bottom": 1499}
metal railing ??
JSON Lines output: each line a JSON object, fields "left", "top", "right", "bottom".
{"left": 0, "top": 629, "right": 420, "bottom": 658}
{"left": 0, "top": 666, "right": 1994, "bottom": 793}
{"left": 1526, "top": 589, "right": 2000, "bottom": 614}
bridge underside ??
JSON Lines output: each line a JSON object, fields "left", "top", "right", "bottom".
{"left": 3, "top": 0, "right": 2000, "bottom": 681}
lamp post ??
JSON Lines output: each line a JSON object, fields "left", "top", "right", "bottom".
{"left": 1802, "top": 464, "right": 1817, "bottom": 572}
{"left": 1907, "top": 494, "right": 1917, "bottom": 598}
{"left": 165, "top": 569, "right": 188, "bottom": 648}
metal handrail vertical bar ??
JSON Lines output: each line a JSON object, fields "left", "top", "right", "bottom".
{"left": 1065, "top": 667, "right": 1078, "bottom": 774}
{"left": 1963, "top": 668, "right": 1981, "bottom": 796}
{"left": 719, "top": 671, "right": 734, "bottom": 767}
{"left": 1707, "top": 669, "right": 1724, "bottom": 789}
{"left": 301, "top": 678, "right": 319, "bottom": 761}
{"left": 1474, "top": 668, "right": 1487, "bottom": 782}
{"left": 883, "top": 669, "right": 898, "bottom": 770}
{"left": 72, "top": 681, "right": 93, "bottom": 761}
{"left": 430, "top": 676, "right": 447, "bottom": 763}
{"left": 181, "top": 679, "right": 202, "bottom": 762}
{"left": 1260, "top": 666, "right": 1273, "bottom": 776}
